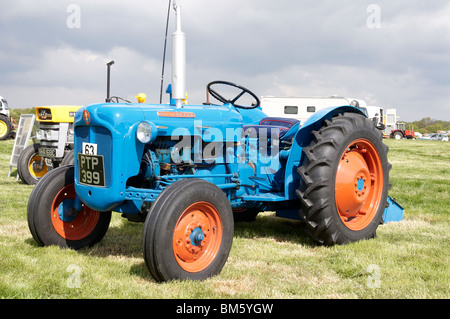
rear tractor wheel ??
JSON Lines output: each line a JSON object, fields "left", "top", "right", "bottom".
{"left": 297, "top": 112, "right": 391, "bottom": 245}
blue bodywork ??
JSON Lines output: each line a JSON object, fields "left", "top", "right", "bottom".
{"left": 73, "top": 98, "right": 403, "bottom": 222}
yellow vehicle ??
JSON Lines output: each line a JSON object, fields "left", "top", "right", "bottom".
{"left": 17, "top": 105, "right": 81, "bottom": 184}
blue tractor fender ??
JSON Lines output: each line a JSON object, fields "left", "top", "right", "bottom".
{"left": 283, "top": 105, "right": 366, "bottom": 200}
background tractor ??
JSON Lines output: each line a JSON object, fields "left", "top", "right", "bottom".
{"left": 17, "top": 105, "right": 80, "bottom": 184}
{"left": 0, "top": 96, "right": 16, "bottom": 140}
{"left": 390, "top": 122, "right": 415, "bottom": 140}
{"left": 27, "top": 3, "right": 402, "bottom": 282}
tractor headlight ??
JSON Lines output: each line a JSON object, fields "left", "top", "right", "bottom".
{"left": 36, "top": 129, "right": 44, "bottom": 141}
{"left": 36, "top": 129, "right": 59, "bottom": 141}
{"left": 136, "top": 121, "right": 156, "bottom": 144}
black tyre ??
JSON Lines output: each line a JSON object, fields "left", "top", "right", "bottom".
{"left": 61, "top": 149, "right": 75, "bottom": 166}
{"left": 143, "top": 179, "right": 234, "bottom": 281}
{"left": 296, "top": 112, "right": 391, "bottom": 245}
{"left": 18, "top": 143, "right": 48, "bottom": 185}
{"left": 27, "top": 165, "right": 111, "bottom": 250}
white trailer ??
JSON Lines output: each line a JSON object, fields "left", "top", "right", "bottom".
{"left": 383, "top": 108, "right": 398, "bottom": 136}
{"left": 360, "top": 105, "right": 384, "bottom": 129}
{"left": 260, "top": 96, "right": 368, "bottom": 125}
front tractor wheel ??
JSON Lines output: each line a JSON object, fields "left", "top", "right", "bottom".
{"left": 18, "top": 143, "right": 48, "bottom": 185}
{"left": 27, "top": 165, "right": 111, "bottom": 249}
{"left": 143, "top": 179, "right": 234, "bottom": 282}
{"left": 393, "top": 132, "right": 403, "bottom": 140}
{"left": 297, "top": 112, "right": 391, "bottom": 245}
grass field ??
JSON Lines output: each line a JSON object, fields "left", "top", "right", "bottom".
{"left": 0, "top": 138, "right": 448, "bottom": 299}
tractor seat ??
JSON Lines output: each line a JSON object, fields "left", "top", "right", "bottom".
{"left": 243, "top": 117, "right": 300, "bottom": 140}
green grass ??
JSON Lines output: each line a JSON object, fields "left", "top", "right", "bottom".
{"left": 0, "top": 138, "right": 448, "bottom": 299}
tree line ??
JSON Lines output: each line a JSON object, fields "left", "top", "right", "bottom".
{"left": 406, "top": 118, "right": 450, "bottom": 134}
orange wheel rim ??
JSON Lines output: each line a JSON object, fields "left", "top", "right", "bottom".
{"left": 51, "top": 184, "right": 100, "bottom": 241}
{"left": 335, "top": 139, "right": 383, "bottom": 231}
{"left": 28, "top": 155, "right": 48, "bottom": 178}
{"left": 173, "top": 202, "right": 223, "bottom": 273}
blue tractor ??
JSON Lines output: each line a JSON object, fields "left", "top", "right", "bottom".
{"left": 27, "top": 4, "right": 399, "bottom": 281}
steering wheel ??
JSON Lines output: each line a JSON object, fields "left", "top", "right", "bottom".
{"left": 109, "top": 96, "right": 131, "bottom": 103}
{"left": 206, "top": 80, "right": 260, "bottom": 109}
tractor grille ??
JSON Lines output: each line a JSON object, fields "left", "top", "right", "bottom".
{"left": 37, "top": 123, "right": 60, "bottom": 147}
{"left": 75, "top": 126, "right": 112, "bottom": 186}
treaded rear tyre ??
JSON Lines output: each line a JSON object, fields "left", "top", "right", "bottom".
{"left": 296, "top": 112, "right": 391, "bottom": 245}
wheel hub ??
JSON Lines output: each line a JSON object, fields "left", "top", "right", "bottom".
{"left": 58, "top": 198, "right": 78, "bottom": 223}
{"left": 51, "top": 184, "right": 100, "bottom": 241}
{"left": 336, "top": 150, "right": 371, "bottom": 218}
{"left": 334, "top": 138, "right": 383, "bottom": 231}
{"left": 356, "top": 177, "right": 364, "bottom": 192}
{"left": 190, "top": 227, "right": 204, "bottom": 246}
{"left": 174, "top": 210, "right": 210, "bottom": 259}
{"left": 29, "top": 155, "right": 47, "bottom": 178}
{"left": 0, "top": 121, "right": 7, "bottom": 136}
{"left": 173, "top": 202, "right": 223, "bottom": 272}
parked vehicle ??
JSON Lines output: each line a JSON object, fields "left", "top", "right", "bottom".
{"left": 390, "top": 122, "right": 415, "bottom": 139}
{"left": 435, "top": 133, "right": 449, "bottom": 141}
{"left": 260, "top": 96, "right": 369, "bottom": 124}
{"left": 17, "top": 105, "right": 80, "bottom": 184}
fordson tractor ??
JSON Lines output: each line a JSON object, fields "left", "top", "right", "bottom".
{"left": 27, "top": 4, "right": 398, "bottom": 282}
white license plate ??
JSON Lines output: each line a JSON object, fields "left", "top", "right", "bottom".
{"left": 82, "top": 142, "right": 97, "bottom": 155}
{"left": 38, "top": 147, "right": 56, "bottom": 158}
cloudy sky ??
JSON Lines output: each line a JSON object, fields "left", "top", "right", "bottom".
{"left": 1, "top": 0, "right": 449, "bottom": 121}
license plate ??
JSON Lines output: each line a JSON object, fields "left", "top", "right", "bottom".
{"left": 38, "top": 147, "right": 56, "bottom": 158}
{"left": 78, "top": 153, "right": 105, "bottom": 187}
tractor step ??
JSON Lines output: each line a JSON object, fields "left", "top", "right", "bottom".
{"left": 275, "top": 196, "right": 404, "bottom": 223}
{"left": 382, "top": 196, "right": 404, "bottom": 223}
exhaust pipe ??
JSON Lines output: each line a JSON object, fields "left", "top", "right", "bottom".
{"left": 106, "top": 60, "right": 115, "bottom": 102}
{"left": 171, "top": 2, "right": 186, "bottom": 108}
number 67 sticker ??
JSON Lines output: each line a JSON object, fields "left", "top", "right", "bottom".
{"left": 82, "top": 142, "right": 97, "bottom": 155}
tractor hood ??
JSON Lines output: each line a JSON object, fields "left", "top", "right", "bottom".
{"left": 74, "top": 102, "right": 247, "bottom": 137}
